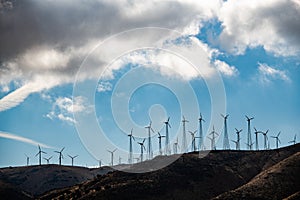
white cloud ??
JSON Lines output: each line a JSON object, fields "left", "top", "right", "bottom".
{"left": 97, "top": 81, "right": 113, "bottom": 92}
{"left": 46, "top": 96, "right": 93, "bottom": 124}
{"left": 258, "top": 63, "right": 290, "bottom": 83}
{"left": 214, "top": 60, "right": 238, "bottom": 77}
{"left": 0, "top": 131, "right": 53, "bottom": 149}
{"left": 218, "top": 0, "right": 300, "bottom": 56}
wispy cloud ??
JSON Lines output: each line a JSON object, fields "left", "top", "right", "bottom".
{"left": 258, "top": 62, "right": 290, "bottom": 84}
{"left": 97, "top": 81, "right": 113, "bottom": 93}
{"left": 0, "top": 131, "right": 54, "bottom": 149}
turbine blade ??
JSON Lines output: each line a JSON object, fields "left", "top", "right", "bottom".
{"left": 61, "top": 147, "right": 65, "bottom": 152}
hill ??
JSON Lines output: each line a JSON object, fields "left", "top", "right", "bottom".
{"left": 39, "top": 144, "right": 300, "bottom": 200}
{"left": 0, "top": 164, "right": 113, "bottom": 198}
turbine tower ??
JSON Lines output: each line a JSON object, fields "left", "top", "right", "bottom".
{"left": 157, "top": 132, "right": 165, "bottom": 155}
{"left": 261, "top": 130, "right": 269, "bottom": 150}
{"left": 198, "top": 114, "right": 205, "bottom": 151}
{"left": 36, "top": 145, "right": 47, "bottom": 165}
{"left": 221, "top": 114, "right": 230, "bottom": 150}
{"left": 54, "top": 147, "right": 65, "bottom": 165}
{"left": 164, "top": 117, "right": 171, "bottom": 155}
{"left": 245, "top": 115, "right": 254, "bottom": 150}
{"left": 271, "top": 132, "right": 281, "bottom": 149}
{"left": 25, "top": 154, "right": 30, "bottom": 166}
{"left": 68, "top": 155, "right": 78, "bottom": 166}
{"left": 107, "top": 148, "right": 117, "bottom": 166}
{"left": 189, "top": 130, "right": 197, "bottom": 152}
{"left": 43, "top": 156, "right": 52, "bottom": 164}
{"left": 235, "top": 128, "right": 242, "bottom": 150}
{"left": 254, "top": 127, "right": 260, "bottom": 150}
{"left": 231, "top": 140, "right": 239, "bottom": 150}
{"left": 98, "top": 159, "right": 102, "bottom": 168}
{"left": 173, "top": 138, "right": 179, "bottom": 154}
{"left": 145, "top": 121, "right": 154, "bottom": 160}
{"left": 182, "top": 116, "right": 189, "bottom": 153}
{"left": 128, "top": 128, "right": 135, "bottom": 164}
{"left": 137, "top": 139, "right": 146, "bottom": 162}
{"left": 209, "top": 126, "right": 219, "bottom": 150}
{"left": 245, "top": 142, "right": 255, "bottom": 150}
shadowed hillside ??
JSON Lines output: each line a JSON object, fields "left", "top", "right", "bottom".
{"left": 39, "top": 144, "right": 300, "bottom": 200}
{"left": 0, "top": 165, "right": 113, "bottom": 198}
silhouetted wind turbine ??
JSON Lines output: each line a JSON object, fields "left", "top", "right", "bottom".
{"left": 25, "top": 154, "right": 30, "bottom": 166}
{"left": 43, "top": 156, "right": 52, "bottom": 164}
{"left": 137, "top": 139, "right": 146, "bottom": 162}
{"left": 157, "top": 132, "right": 165, "bottom": 155}
{"left": 68, "top": 155, "right": 78, "bottom": 166}
{"left": 261, "top": 130, "right": 269, "bottom": 150}
{"left": 145, "top": 121, "right": 154, "bottom": 160}
{"left": 245, "top": 142, "right": 255, "bottom": 150}
{"left": 198, "top": 113, "right": 205, "bottom": 151}
{"left": 98, "top": 159, "right": 102, "bottom": 168}
{"left": 182, "top": 115, "right": 189, "bottom": 153}
{"left": 189, "top": 130, "right": 198, "bottom": 152}
{"left": 289, "top": 134, "right": 297, "bottom": 145}
{"left": 36, "top": 145, "right": 47, "bottom": 165}
{"left": 221, "top": 114, "right": 230, "bottom": 150}
{"left": 164, "top": 117, "right": 171, "bottom": 155}
{"left": 231, "top": 140, "right": 239, "bottom": 150}
{"left": 245, "top": 115, "right": 254, "bottom": 150}
{"left": 107, "top": 149, "right": 117, "bottom": 166}
{"left": 128, "top": 128, "right": 135, "bottom": 164}
{"left": 209, "top": 126, "right": 219, "bottom": 150}
{"left": 173, "top": 137, "right": 180, "bottom": 154}
{"left": 235, "top": 128, "right": 242, "bottom": 150}
{"left": 254, "top": 127, "right": 260, "bottom": 150}
{"left": 271, "top": 131, "right": 281, "bottom": 149}
{"left": 54, "top": 147, "right": 65, "bottom": 165}
{"left": 119, "top": 156, "right": 122, "bottom": 165}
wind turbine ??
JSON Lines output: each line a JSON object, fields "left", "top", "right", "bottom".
{"left": 36, "top": 145, "right": 47, "bottom": 165}
{"left": 145, "top": 121, "right": 154, "bottom": 160}
{"left": 209, "top": 126, "right": 219, "bottom": 150}
{"left": 157, "top": 132, "right": 165, "bottom": 155}
{"left": 189, "top": 130, "right": 198, "bottom": 152}
{"left": 54, "top": 147, "right": 65, "bottom": 165}
{"left": 137, "top": 139, "right": 146, "bottom": 162}
{"left": 289, "top": 134, "right": 297, "bottom": 145}
{"left": 245, "top": 142, "right": 255, "bottom": 150}
{"left": 231, "top": 140, "right": 239, "bottom": 150}
{"left": 43, "top": 156, "right": 52, "bottom": 164}
{"left": 128, "top": 128, "right": 135, "bottom": 164}
{"left": 221, "top": 114, "right": 230, "bottom": 150}
{"left": 68, "top": 155, "right": 78, "bottom": 166}
{"left": 254, "top": 127, "right": 260, "bottom": 150}
{"left": 98, "top": 159, "right": 102, "bottom": 168}
{"left": 164, "top": 117, "right": 171, "bottom": 155}
{"left": 182, "top": 115, "right": 189, "bottom": 153}
{"left": 245, "top": 115, "right": 254, "bottom": 150}
{"left": 261, "top": 130, "right": 269, "bottom": 150}
{"left": 24, "top": 154, "right": 30, "bottom": 166}
{"left": 198, "top": 113, "right": 205, "bottom": 151}
{"left": 235, "top": 128, "right": 242, "bottom": 150}
{"left": 119, "top": 156, "right": 122, "bottom": 165}
{"left": 173, "top": 137, "right": 180, "bottom": 154}
{"left": 271, "top": 131, "right": 281, "bottom": 149}
{"left": 107, "top": 149, "right": 117, "bottom": 166}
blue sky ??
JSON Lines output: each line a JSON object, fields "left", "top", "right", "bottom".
{"left": 0, "top": 0, "right": 299, "bottom": 168}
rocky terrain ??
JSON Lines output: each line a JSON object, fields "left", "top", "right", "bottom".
{"left": 1, "top": 144, "right": 299, "bottom": 200}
